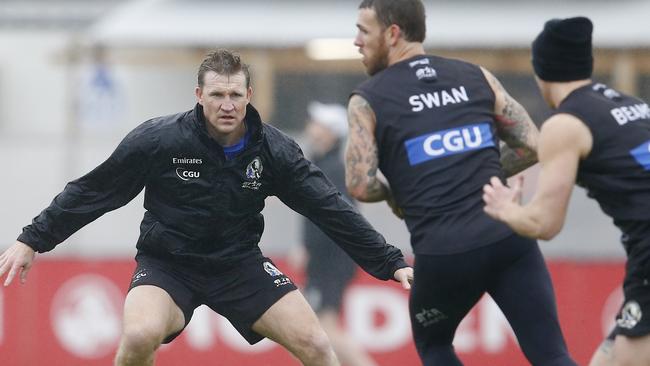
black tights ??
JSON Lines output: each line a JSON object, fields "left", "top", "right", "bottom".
{"left": 410, "top": 235, "right": 577, "bottom": 366}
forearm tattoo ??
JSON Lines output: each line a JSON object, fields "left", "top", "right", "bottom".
{"left": 345, "top": 96, "right": 389, "bottom": 202}
{"left": 488, "top": 73, "right": 539, "bottom": 176}
{"left": 499, "top": 141, "right": 536, "bottom": 177}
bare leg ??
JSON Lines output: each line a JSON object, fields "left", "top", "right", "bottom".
{"left": 252, "top": 290, "right": 339, "bottom": 366}
{"left": 612, "top": 334, "right": 650, "bottom": 366}
{"left": 114, "top": 285, "right": 185, "bottom": 366}
{"left": 318, "top": 310, "right": 378, "bottom": 366}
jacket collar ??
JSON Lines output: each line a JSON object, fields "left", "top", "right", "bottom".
{"left": 192, "top": 103, "right": 264, "bottom": 144}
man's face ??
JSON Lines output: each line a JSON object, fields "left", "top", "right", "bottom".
{"left": 195, "top": 70, "right": 252, "bottom": 137}
{"left": 354, "top": 8, "right": 390, "bottom": 76}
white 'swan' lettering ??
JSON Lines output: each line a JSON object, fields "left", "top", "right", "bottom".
{"left": 409, "top": 86, "right": 469, "bottom": 112}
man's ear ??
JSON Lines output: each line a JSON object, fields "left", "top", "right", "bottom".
{"left": 195, "top": 86, "right": 203, "bottom": 104}
{"left": 385, "top": 24, "right": 402, "bottom": 46}
{"left": 246, "top": 86, "right": 253, "bottom": 102}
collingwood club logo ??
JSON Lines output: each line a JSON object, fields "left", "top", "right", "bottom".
{"left": 263, "top": 261, "right": 292, "bottom": 287}
{"left": 242, "top": 156, "right": 263, "bottom": 190}
{"left": 263, "top": 261, "right": 283, "bottom": 277}
{"left": 617, "top": 300, "right": 643, "bottom": 329}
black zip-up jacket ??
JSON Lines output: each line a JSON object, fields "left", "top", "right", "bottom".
{"left": 18, "top": 103, "right": 408, "bottom": 280}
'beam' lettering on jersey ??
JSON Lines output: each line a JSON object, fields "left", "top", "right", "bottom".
{"left": 409, "top": 86, "right": 469, "bottom": 112}
{"left": 404, "top": 123, "right": 495, "bottom": 165}
{"left": 630, "top": 140, "right": 650, "bottom": 170}
{"left": 610, "top": 103, "right": 650, "bottom": 125}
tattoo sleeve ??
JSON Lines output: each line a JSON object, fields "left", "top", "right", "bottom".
{"left": 345, "top": 95, "right": 391, "bottom": 202}
{"left": 484, "top": 69, "right": 540, "bottom": 177}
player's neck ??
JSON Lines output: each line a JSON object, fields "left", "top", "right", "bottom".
{"left": 388, "top": 42, "right": 425, "bottom": 66}
{"left": 208, "top": 120, "right": 247, "bottom": 147}
{"left": 550, "top": 79, "right": 592, "bottom": 108}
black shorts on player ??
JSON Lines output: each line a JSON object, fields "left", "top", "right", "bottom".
{"left": 608, "top": 235, "right": 650, "bottom": 339}
{"left": 129, "top": 254, "right": 297, "bottom": 344}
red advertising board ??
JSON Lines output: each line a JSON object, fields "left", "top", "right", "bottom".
{"left": 0, "top": 259, "right": 624, "bottom": 365}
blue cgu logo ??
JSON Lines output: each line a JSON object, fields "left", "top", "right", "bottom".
{"left": 630, "top": 140, "right": 650, "bottom": 170}
{"left": 404, "top": 123, "right": 495, "bottom": 165}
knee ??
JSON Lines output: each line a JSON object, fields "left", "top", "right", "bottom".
{"left": 118, "top": 324, "right": 166, "bottom": 356}
{"left": 293, "top": 329, "right": 337, "bottom": 364}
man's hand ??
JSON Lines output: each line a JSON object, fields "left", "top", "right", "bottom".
{"left": 0, "top": 241, "right": 36, "bottom": 286}
{"left": 393, "top": 267, "right": 413, "bottom": 290}
{"left": 482, "top": 175, "right": 523, "bottom": 222}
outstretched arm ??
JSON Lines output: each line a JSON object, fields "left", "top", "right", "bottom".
{"left": 481, "top": 67, "right": 539, "bottom": 176}
{"left": 483, "top": 114, "right": 592, "bottom": 240}
{"left": 0, "top": 241, "right": 35, "bottom": 286}
{"left": 18, "top": 127, "right": 152, "bottom": 254}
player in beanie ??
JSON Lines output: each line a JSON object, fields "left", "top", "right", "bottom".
{"left": 484, "top": 16, "right": 650, "bottom": 366}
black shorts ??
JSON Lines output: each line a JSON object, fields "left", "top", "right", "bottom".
{"left": 610, "top": 239, "right": 650, "bottom": 338}
{"left": 128, "top": 254, "right": 297, "bottom": 344}
{"left": 303, "top": 247, "right": 356, "bottom": 313}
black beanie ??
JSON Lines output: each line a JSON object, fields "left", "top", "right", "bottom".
{"left": 532, "top": 17, "right": 593, "bottom": 82}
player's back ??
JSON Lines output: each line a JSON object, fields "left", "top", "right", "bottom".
{"left": 558, "top": 82, "right": 650, "bottom": 246}
{"left": 353, "top": 55, "right": 512, "bottom": 255}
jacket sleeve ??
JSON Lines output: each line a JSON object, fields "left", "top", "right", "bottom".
{"left": 17, "top": 127, "right": 153, "bottom": 253}
{"left": 275, "top": 140, "right": 408, "bottom": 281}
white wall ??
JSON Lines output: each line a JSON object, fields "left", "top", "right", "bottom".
{"left": 0, "top": 31, "right": 71, "bottom": 137}
{"left": 0, "top": 32, "right": 197, "bottom": 258}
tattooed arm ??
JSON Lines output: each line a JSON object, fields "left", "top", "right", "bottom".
{"left": 481, "top": 67, "right": 539, "bottom": 177}
{"left": 345, "top": 94, "right": 389, "bottom": 202}
{"left": 345, "top": 94, "right": 394, "bottom": 204}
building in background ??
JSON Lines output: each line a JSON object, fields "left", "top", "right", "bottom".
{"left": 2, "top": 0, "right": 648, "bottom": 258}
{"left": 0, "top": 1, "right": 648, "bottom": 364}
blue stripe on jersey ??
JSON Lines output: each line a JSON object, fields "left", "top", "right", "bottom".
{"left": 630, "top": 140, "right": 650, "bottom": 170}
{"left": 404, "top": 122, "right": 495, "bottom": 166}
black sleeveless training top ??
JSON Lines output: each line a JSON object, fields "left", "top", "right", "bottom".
{"left": 556, "top": 82, "right": 650, "bottom": 248}
{"left": 353, "top": 55, "right": 513, "bottom": 255}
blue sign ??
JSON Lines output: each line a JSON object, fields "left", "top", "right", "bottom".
{"left": 405, "top": 123, "right": 495, "bottom": 165}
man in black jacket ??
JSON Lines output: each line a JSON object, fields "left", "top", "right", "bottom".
{"left": 0, "top": 49, "right": 413, "bottom": 366}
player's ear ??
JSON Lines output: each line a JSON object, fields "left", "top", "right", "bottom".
{"left": 385, "top": 24, "right": 401, "bottom": 46}
{"left": 195, "top": 86, "right": 203, "bottom": 104}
